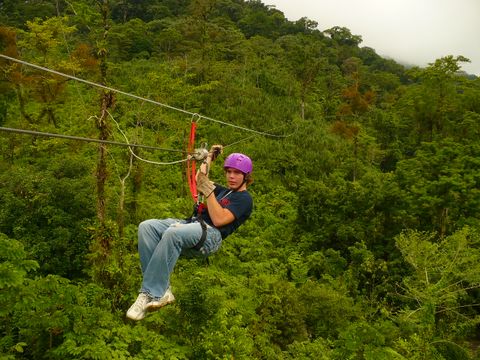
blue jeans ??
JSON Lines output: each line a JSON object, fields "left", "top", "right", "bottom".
{"left": 138, "top": 218, "right": 223, "bottom": 298}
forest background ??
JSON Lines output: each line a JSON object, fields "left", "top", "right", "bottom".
{"left": 1, "top": 0, "right": 480, "bottom": 359}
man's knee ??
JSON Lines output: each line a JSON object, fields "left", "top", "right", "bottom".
{"left": 164, "top": 225, "right": 193, "bottom": 249}
{"left": 138, "top": 219, "right": 155, "bottom": 234}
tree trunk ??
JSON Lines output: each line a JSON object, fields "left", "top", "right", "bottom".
{"left": 15, "top": 85, "right": 33, "bottom": 123}
{"left": 96, "top": 98, "right": 109, "bottom": 225}
{"left": 96, "top": 0, "right": 114, "bottom": 227}
{"left": 117, "top": 152, "right": 133, "bottom": 239}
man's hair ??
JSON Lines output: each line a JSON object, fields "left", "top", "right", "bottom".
{"left": 245, "top": 173, "right": 254, "bottom": 186}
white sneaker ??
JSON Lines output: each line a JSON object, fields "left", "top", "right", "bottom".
{"left": 146, "top": 288, "right": 175, "bottom": 310}
{"left": 126, "top": 293, "right": 150, "bottom": 321}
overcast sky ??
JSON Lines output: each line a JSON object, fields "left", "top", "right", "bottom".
{"left": 264, "top": 0, "right": 480, "bottom": 76}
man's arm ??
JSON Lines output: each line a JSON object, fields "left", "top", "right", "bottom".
{"left": 198, "top": 144, "right": 222, "bottom": 175}
{"left": 198, "top": 152, "right": 212, "bottom": 175}
{"left": 196, "top": 145, "right": 235, "bottom": 227}
{"left": 204, "top": 191, "right": 235, "bottom": 227}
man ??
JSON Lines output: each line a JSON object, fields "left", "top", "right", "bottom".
{"left": 126, "top": 146, "right": 253, "bottom": 320}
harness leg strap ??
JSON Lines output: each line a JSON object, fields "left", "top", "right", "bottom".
{"left": 192, "top": 218, "right": 208, "bottom": 251}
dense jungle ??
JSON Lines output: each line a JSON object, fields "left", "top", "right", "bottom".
{"left": 1, "top": 0, "right": 480, "bottom": 359}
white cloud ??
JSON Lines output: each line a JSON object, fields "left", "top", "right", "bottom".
{"left": 266, "top": 0, "right": 480, "bottom": 75}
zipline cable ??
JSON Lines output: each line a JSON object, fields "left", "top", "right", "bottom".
{"left": 0, "top": 54, "right": 192, "bottom": 116}
{"left": 223, "top": 121, "right": 299, "bottom": 149}
{"left": 108, "top": 112, "right": 190, "bottom": 165}
{"left": 0, "top": 54, "right": 290, "bottom": 138}
{"left": 0, "top": 126, "right": 185, "bottom": 153}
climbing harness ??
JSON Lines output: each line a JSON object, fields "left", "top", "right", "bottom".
{"left": 187, "top": 190, "right": 233, "bottom": 251}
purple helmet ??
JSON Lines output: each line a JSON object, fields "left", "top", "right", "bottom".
{"left": 223, "top": 153, "right": 253, "bottom": 175}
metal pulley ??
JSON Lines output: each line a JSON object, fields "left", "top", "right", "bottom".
{"left": 191, "top": 143, "right": 209, "bottom": 161}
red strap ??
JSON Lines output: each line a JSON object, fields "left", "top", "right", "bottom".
{"left": 186, "top": 122, "right": 198, "bottom": 201}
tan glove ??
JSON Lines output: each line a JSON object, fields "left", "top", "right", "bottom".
{"left": 197, "top": 171, "right": 215, "bottom": 198}
{"left": 209, "top": 144, "right": 223, "bottom": 161}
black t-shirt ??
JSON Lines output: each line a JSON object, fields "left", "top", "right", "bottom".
{"left": 197, "top": 184, "right": 253, "bottom": 239}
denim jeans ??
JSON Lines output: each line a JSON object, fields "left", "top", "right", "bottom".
{"left": 138, "top": 218, "right": 222, "bottom": 298}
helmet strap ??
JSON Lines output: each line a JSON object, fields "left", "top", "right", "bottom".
{"left": 239, "top": 174, "right": 249, "bottom": 190}
{"left": 231, "top": 174, "right": 247, "bottom": 192}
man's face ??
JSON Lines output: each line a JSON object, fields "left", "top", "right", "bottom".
{"left": 225, "top": 168, "right": 245, "bottom": 189}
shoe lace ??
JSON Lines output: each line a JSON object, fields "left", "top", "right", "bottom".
{"left": 132, "top": 294, "right": 150, "bottom": 311}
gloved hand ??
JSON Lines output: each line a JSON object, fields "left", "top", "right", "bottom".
{"left": 209, "top": 144, "right": 223, "bottom": 161}
{"left": 197, "top": 171, "right": 215, "bottom": 198}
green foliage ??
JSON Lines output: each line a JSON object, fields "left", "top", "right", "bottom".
{"left": 237, "top": 1, "right": 288, "bottom": 39}
{"left": 0, "top": 0, "right": 58, "bottom": 28}
{"left": 395, "top": 140, "right": 480, "bottom": 235}
{"left": 284, "top": 338, "right": 334, "bottom": 360}
{"left": 0, "top": 157, "right": 94, "bottom": 278}
{"left": 0, "top": 234, "right": 39, "bottom": 313}
{"left": 333, "top": 320, "right": 404, "bottom": 360}
{"left": 324, "top": 26, "right": 363, "bottom": 47}
{"left": 297, "top": 169, "right": 402, "bottom": 254}
{"left": 0, "top": 234, "right": 38, "bottom": 358}
{"left": 108, "top": 19, "right": 155, "bottom": 60}
{"left": 390, "top": 228, "right": 480, "bottom": 358}
{"left": 170, "top": 265, "right": 257, "bottom": 359}
{"left": 395, "top": 228, "right": 480, "bottom": 326}
{"left": 298, "top": 279, "right": 360, "bottom": 339}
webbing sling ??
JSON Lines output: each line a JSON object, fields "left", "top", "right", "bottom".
{"left": 186, "top": 122, "right": 198, "bottom": 202}
{"left": 184, "top": 120, "right": 206, "bottom": 250}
